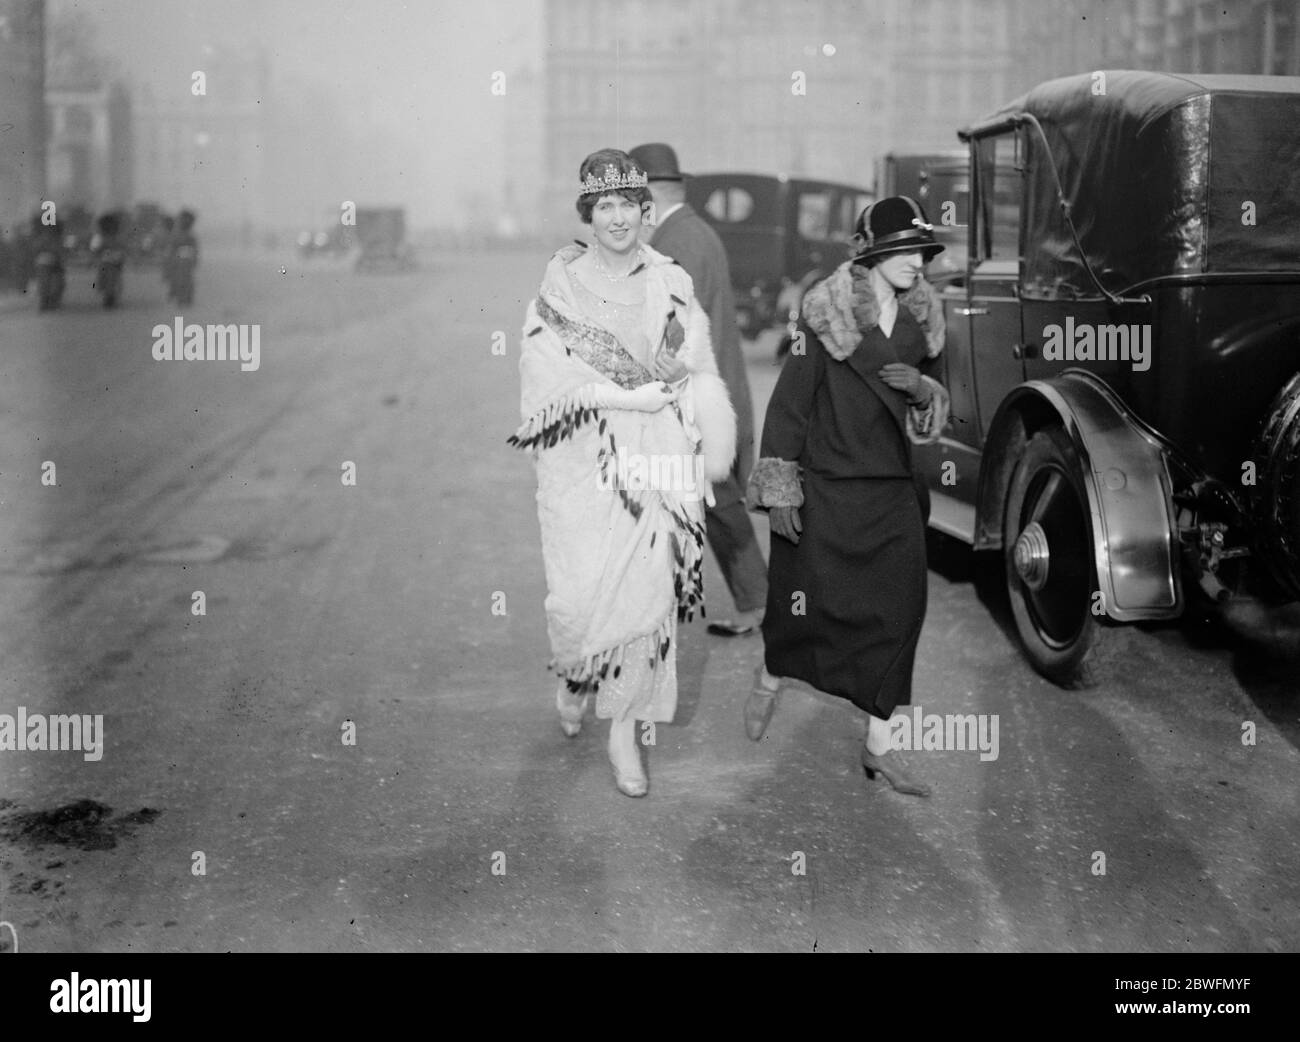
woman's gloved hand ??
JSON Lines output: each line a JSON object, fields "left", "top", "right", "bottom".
{"left": 878, "top": 363, "right": 933, "bottom": 405}
{"left": 624, "top": 380, "right": 680, "bottom": 411}
{"left": 588, "top": 380, "right": 680, "bottom": 413}
{"left": 769, "top": 505, "right": 802, "bottom": 545}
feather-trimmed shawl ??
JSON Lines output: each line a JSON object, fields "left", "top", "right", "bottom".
{"left": 510, "top": 243, "right": 735, "bottom": 686}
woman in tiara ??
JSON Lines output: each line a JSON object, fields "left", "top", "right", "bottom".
{"left": 509, "top": 148, "right": 736, "bottom": 797}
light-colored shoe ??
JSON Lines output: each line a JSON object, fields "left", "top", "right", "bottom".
{"left": 608, "top": 724, "right": 648, "bottom": 797}
{"left": 557, "top": 684, "right": 588, "bottom": 738}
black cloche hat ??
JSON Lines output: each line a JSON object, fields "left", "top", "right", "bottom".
{"left": 852, "top": 195, "right": 944, "bottom": 264}
{"left": 628, "top": 142, "right": 686, "bottom": 182}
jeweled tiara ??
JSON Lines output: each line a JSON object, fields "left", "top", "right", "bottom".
{"left": 580, "top": 163, "right": 648, "bottom": 197}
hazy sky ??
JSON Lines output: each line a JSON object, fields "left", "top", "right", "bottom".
{"left": 61, "top": 0, "right": 543, "bottom": 226}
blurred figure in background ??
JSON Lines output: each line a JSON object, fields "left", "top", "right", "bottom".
{"left": 630, "top": 143, "right": 768, "bottom": 646}
{"left": 92, "top": 212, "right": 127, "bottom": 309}
{"left": 29, "top": 214, "right": 66, "bottom": 311}
{"left": 0, "top": 227, "right": 15, "bottom": 294}
{"left": 168, "top": 209, "right": 199, "bottom": 306}
{"left": 158, "top": 214, "right": 176, "bottom": 299}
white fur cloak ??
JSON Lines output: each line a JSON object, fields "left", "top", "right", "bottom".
{"left": 509, "top": 243, "right": 736, "bottom": 685}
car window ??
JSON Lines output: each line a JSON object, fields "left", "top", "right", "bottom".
{"left": 975, "top": 133, "right": 1022, "bottom": 262}
{"left": 830, "top": 192, "right": 860, "bottom": 243}
{"left": 704, "top": 187, "right": 755, "bottom": 223}
{"left": 925, "top": 168, "right": 968, "bottom": 229}
{"left": 796, "top": 191, "right": 831, "bottom": 240}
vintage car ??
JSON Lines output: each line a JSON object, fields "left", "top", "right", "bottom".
{"left": 353, "top": 207, "right": 415, "bottom": 272}
{"left": 686, "top": 173, "right": 872, "bottom": 338}
{"left": 913, "top": 70, "right": 1300, "bottom": 686}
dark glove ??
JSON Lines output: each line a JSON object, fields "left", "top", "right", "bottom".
{"left": 878, "top": 363, "right": 932, "bottom": 405}
{"left": 769, "top": 505, "right": 802, "bottom": 545}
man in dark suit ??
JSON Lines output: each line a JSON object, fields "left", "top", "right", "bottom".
{"left": 629, "top": 143, "right": 767, "bottom": 636}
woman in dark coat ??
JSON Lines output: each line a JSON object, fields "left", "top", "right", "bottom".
{"left": 744, "top": 196, "right": 950, "bottom": 796}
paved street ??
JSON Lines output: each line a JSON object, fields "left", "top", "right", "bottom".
{"left": 0, "top": 248, "right": 1297, "bottom": 952}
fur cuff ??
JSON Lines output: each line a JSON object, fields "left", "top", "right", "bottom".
{"left": 746, "top": 457, "right": 803, "bottom": 510}
{"left": 906, "top": 376, "right": 950, "bottom": 444}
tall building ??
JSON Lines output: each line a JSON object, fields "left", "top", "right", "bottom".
{"left": 130, "top": 44, "right": 271, "bottom": 232}
{"left": 45, "top": 80, "right": 133, "bottom": 210}
{"left": 1020, "top": 0, "right": 1300, "bottom": 85}
{"left": 541, "top": 0, "right": 1032, "bottom": 226}
{"left": 543, "top": 0, "right": 711, "bottom": 225}
{"left": 0, "top": 0, "right": 46, "bottom": 231}
{"left": 1107, "top": 0, "right": 1300, "bottom": 74}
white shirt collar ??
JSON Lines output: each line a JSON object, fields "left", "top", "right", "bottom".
{"left": 656, "top": 202, "right": 685, "bottom": 225}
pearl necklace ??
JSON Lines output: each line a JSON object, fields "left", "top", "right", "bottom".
{"left": 594, "top": 245, "right": 643, "bottom": 281}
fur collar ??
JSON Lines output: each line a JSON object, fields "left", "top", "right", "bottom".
{"left": 801, "top": 260, "right": 945, "bottom": 361}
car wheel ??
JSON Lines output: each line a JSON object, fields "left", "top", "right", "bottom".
{"left": 1256, "top": 371, "right": 1300, "bottom": 599}
{"left": 1003, "top": 426, "right": 1112, "bottom": 687}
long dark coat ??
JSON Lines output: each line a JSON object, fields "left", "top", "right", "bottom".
{"left": 759, "top": 306, "right": 941, "bottom": 719}
{"left": 650, "top": 204, "right": 754, "bottom": 491}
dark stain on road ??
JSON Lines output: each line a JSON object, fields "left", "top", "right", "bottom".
{"left": 0, "top": 800, "right": 161, "bottom": 852}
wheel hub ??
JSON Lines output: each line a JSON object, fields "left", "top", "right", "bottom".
{"left": 1013, "top": 522, "right": 1051, "bottom": 591}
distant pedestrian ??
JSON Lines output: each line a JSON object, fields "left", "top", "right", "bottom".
{"left": 169, "top": 209, "right": 199, "bottom": 306}
{"left": 629, "top": 143, "right": 769, "bottom": 651}
{"left": 158, "top": 214, "right": 176, "bottom": 298}
{"left": 746, "top": 197, "right": 950, "bottom": 796}
{"left": 509, "top": 148, "right": 735, "bottom": 798}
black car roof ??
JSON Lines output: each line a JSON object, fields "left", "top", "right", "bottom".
{"left": 965, "top": 70, "right": 1300, "bottom": 138}
{"left": 963, "top": 70, "right": 1300, "bottom": 296}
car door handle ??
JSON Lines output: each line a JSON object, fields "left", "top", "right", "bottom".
{"left": 954, "top": 306, "right": 988, "bottom": 316}
{"left": 1013, "top": 342, "right": 1039, "bottom": 360}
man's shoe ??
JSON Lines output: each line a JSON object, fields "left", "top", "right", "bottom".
{"left": 707, "top": 619, "right": 758, "bottom": 636}
{"left": 708, "top": 609, "right": 763, "bottom": 637}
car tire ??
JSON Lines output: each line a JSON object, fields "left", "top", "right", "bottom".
{"left": 1003, "top": 425, "right": 1113, "bottom": 688}
{"left": 1256, "top": 371, "right": 1300, "bottom": 599}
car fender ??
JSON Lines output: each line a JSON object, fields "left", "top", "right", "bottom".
{"left": 975, "top": 369, "right": 1182, "bottom": 621}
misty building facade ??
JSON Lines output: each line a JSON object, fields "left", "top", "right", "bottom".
{"left": 1019, "top": 0, "right": 1299, "bottom": 90}
{"left": 0, "top": 0, "right": 46, "bottom": 231}
{"left": 131, "top": 44, "right": 272, "bottom": 233}
{"left": 540, "top": 0, "right": 1025, "bottom": 226}
{"left": 45, "top": 80, "right": 133, "bottom": 211}
{"left": 539, "top": 0, "right": 1298, "bottom": 234}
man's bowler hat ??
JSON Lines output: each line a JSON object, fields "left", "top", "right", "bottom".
{"left": 628, "top": 143, "right": 687, "bottom": 182}
{"left": 852, "top": 195, "right": 944, "bottom": 264}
